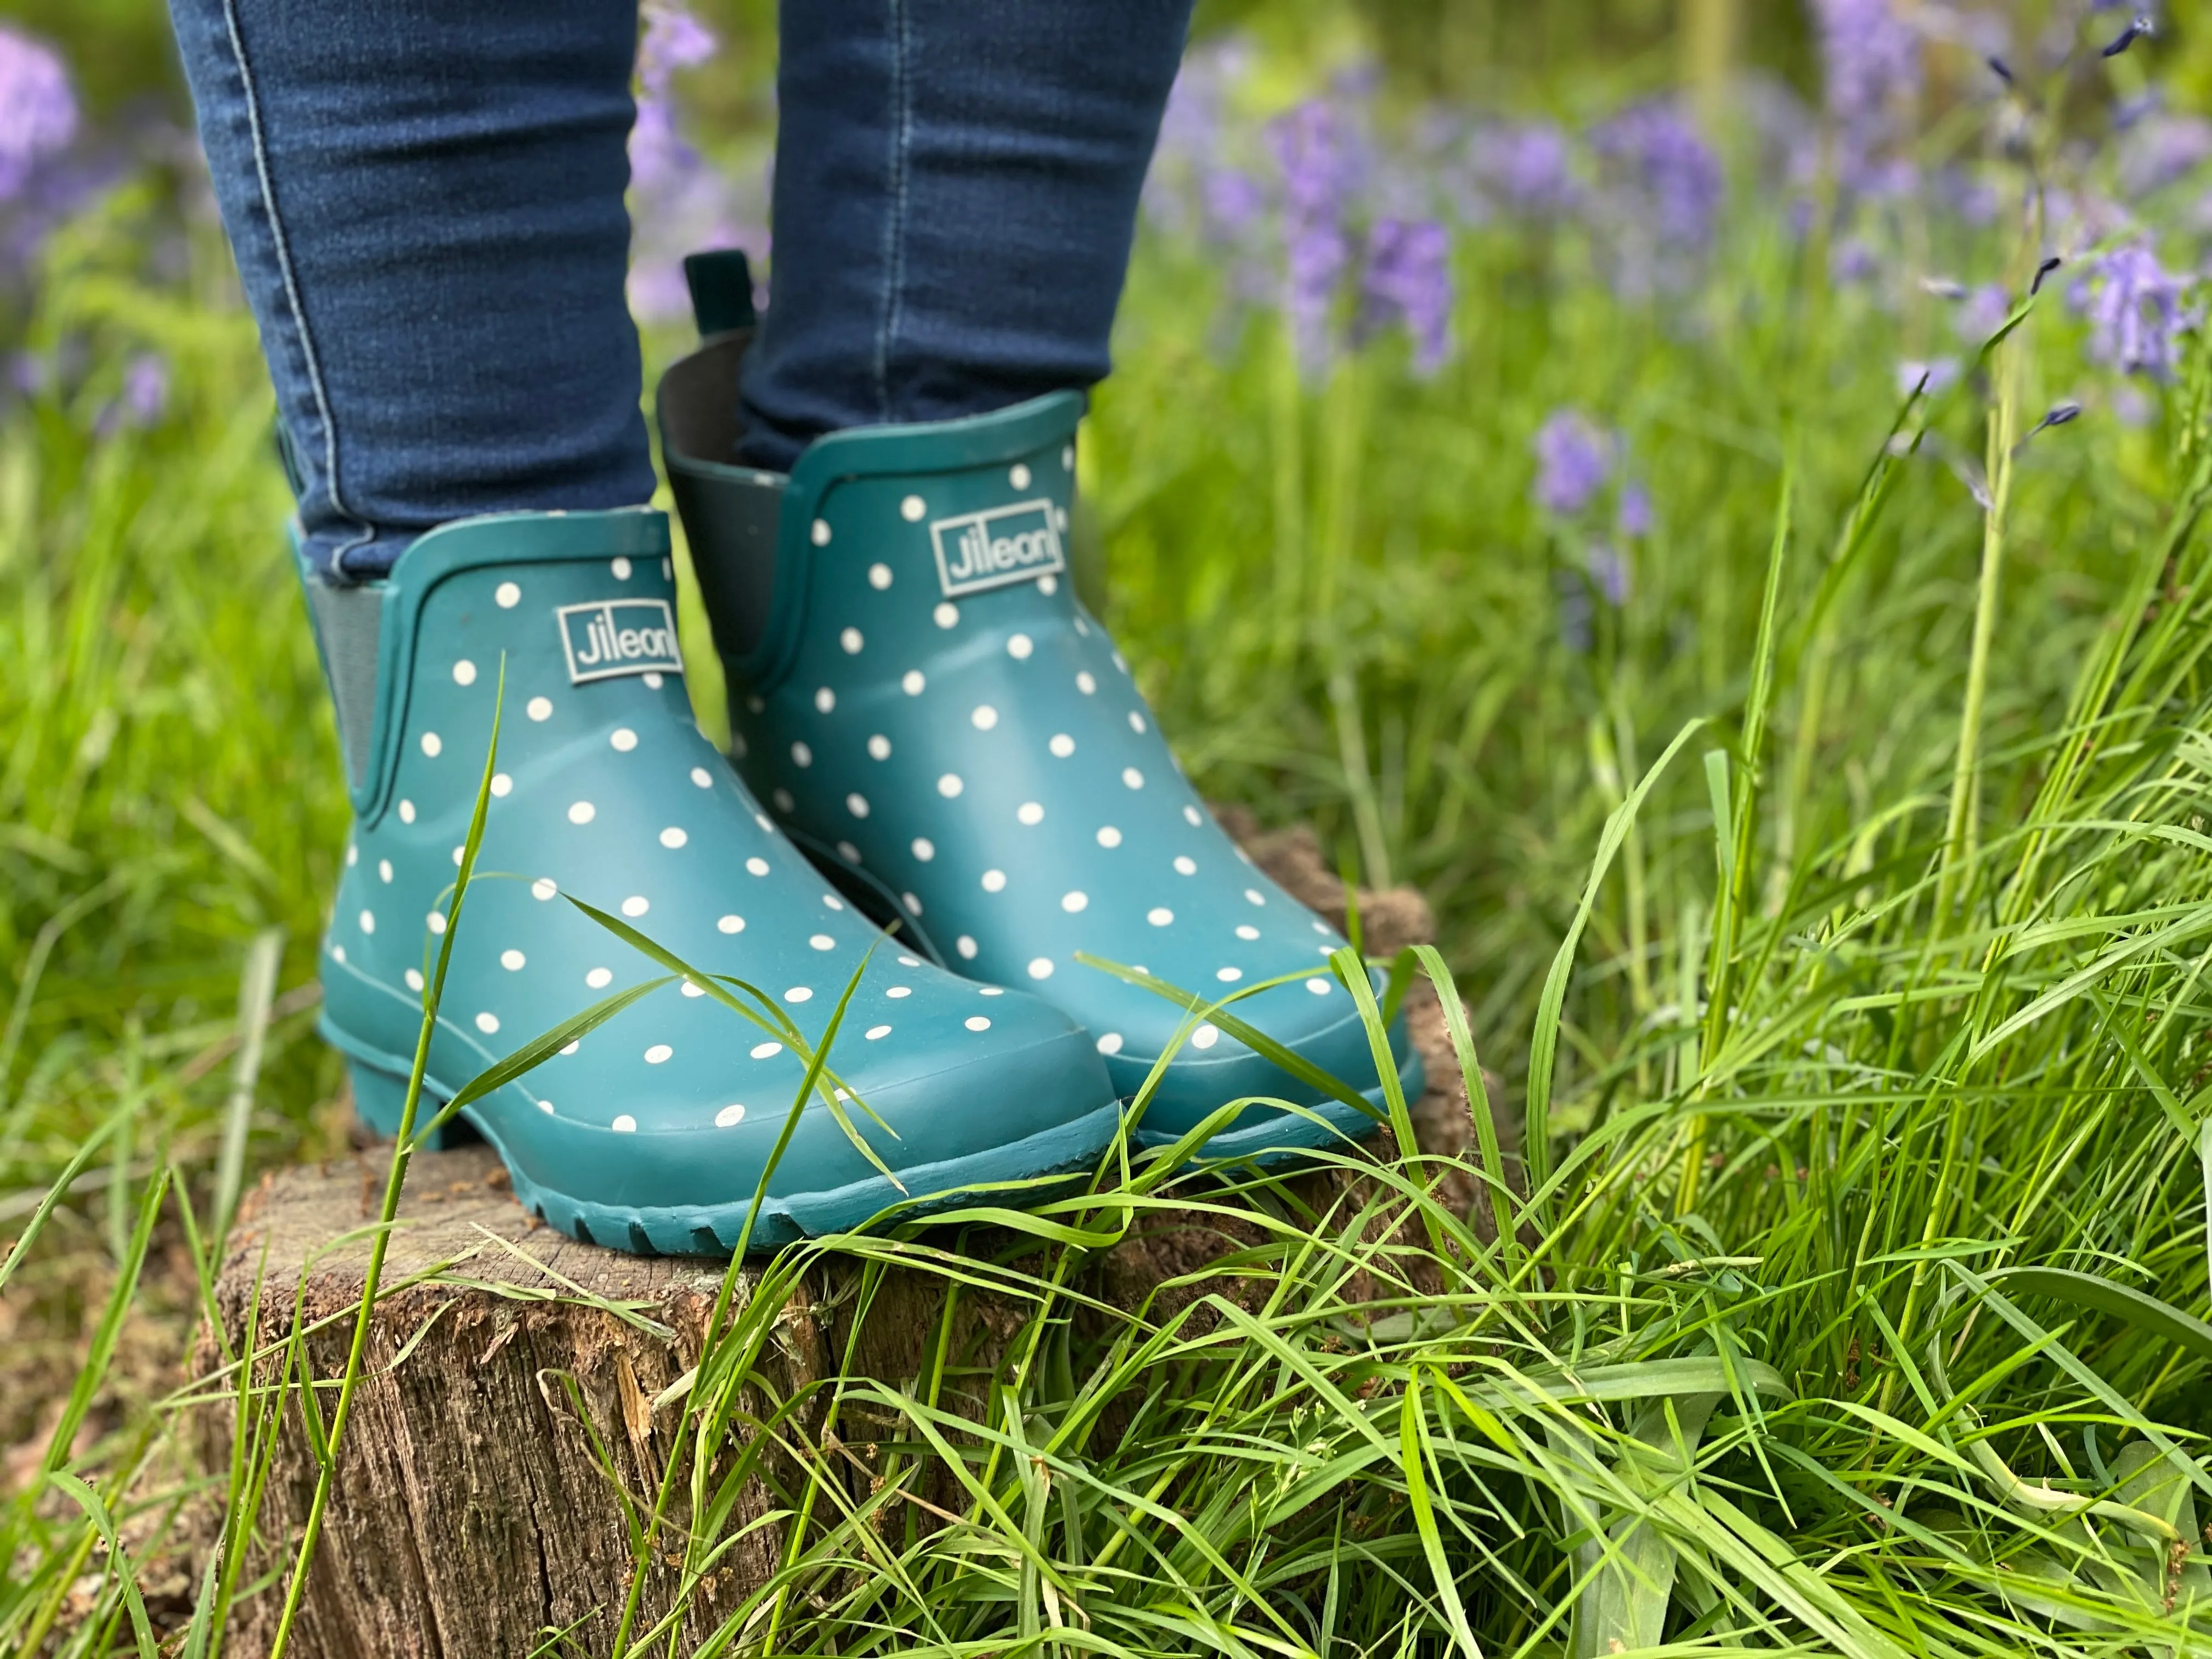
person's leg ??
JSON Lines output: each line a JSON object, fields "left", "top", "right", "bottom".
{"left": 734, "top": 0, "right": 1195, "bottom": 471}
{"left": 168, "top": 0, "right": 654, "bottom": 579}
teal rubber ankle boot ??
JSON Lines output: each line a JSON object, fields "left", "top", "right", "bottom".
{"left": 302, "top": 506, "right": 1121, "bottom": 1251}
{"left": 658, "top": 261, "right": 1421, "bottom": 1160}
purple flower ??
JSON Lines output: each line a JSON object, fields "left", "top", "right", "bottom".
{"left": 1897, "top": 357, "right": 1961, "bottom": 397}
{"left": 1810, "top": 0, "right": 1921, "bottom": 185}
{"left": 121, "top": 353, "right": 166, "bottom": 425}
{"left": 1360, "top": 217, "right": 1452, "bottom": 374}
{"left": 0, "top": 26, "right": 77, "bottom": 201}
{"left": 2073, "top": 243, "right": 2192, "bottom": 379}
{"left": 1591, "top": 103, "right": 1722, "bottom": 252}
{"left": 1533, "top": 410, "right": 1611, "bottom": 516}
{"left": 2120, "top": 113, "right": 2212, "bottom": 196}
{"left": 1957, "top": 281, "right": 2012, "bottom": 342}
{"left": 1616, "top": 481, "right": 1652, "bottom": 539}
{"left": 636, "top": 3, "right": 715, "bottom": 95}
{"left": 1474, "top": 122, "right": 1577, "bottom": 216}
{"left": 1268, "top": 98, "right": 1362, "bottom": 375}
{"left": 1586, "top": 543, "right": 1630, "bottom": 607}
{"left": 1201, "top": 167, "right": 1265, "bottom": 239}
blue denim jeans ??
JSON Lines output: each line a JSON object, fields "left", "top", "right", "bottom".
{"left": 167, "top": 0, "right": 1193, "bottom": 579}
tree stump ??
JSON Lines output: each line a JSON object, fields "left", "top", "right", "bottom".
{"left": 205, "top": 825, "right": 1503, "bottom": 1657}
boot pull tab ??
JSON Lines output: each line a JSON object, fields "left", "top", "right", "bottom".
{"left": 682, "top": 249, "right": 757, "bottom": 340}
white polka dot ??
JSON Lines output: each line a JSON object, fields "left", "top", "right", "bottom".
{"left": 1037, "top": 574, "right": 1058, "bottom": 595}
{"left": 814, "top": 686, "right": 836, "bottom": 713}
{"left": 911, "top": 837, "right": 936, "bottom": 861}
{"left": 1122, "top": 768, "right": 1144, "bottom": 789}
{"left": 1307, "top": 977, "right": 1333, "bottom": 995}
{"left": 452, "top": 659, "right": 477, "bottom": 686}
{"left": 490, "top": 773, "right": 512, "bottom": 798}
{"left": 330, "top": 945, "right": 345, "bottom": 963}
{"left": 846, "top": 793, "right": 869, "bottom": 818}
{"left": 981, "top": 869, "right": 1008, "bottom": 892}
{"left": 476, "top": 1012, "right": 500, "bottom": 1035}
{"left": 663, "top": 558, "right": 673, "bottom": 580}
{"left": 1074, "top": 616, "right": 1090, "bottom": 635}
{"left": 746, "top": 856, "right": 770, "bottom": 876}
{"left": 887, "top": 985, "right": 913, "bottom": 998}
{"left": 558, "top": 1040, "right": 578, "bottom": 1056}
{"left": 902, "top": 669, "right": 926, "bottom": 695}
{"left": 611, "top": 727, "right": 638, "bottom": 752}
{"left": 867, "top": 733, "right": 891, "bottom": 760}
{"left": 568, "top": 801, "right": 595, "bottom": 824}
{"left": 1148, "top": 907, "right": 1174, "bottom": 926}
{"left": 399, "top": 799, "right": 416, "bottom": 823}
{"left": 839, "top": 627, "right": 865, "bottom": 656}
{"left": 1237, "top": 924, "right": 1261, "bottom": 940}
{"left": 773, "top": 789, "right": 795, "bottom": 812}
{"left": 378, "top": 858, "right": 393, "bottom": 883}
{"left": 1175, "top": 856, "right": 1197, "bottom": 875}
{"left": 966, "top": 1015, "right": 991, "bottom": 1031}
{"left": 612, "top": 556, "right": 633, "bottom": 579}
{"left": 1076, "top": 672, "right": 1097, "bottom": 695}
{"left": 838, "top": 838, "right": 861, "bottom": 862}
{"left": 612, "top": 1114, "right": 637, "bottom": 1133}
{"left": 1114, "top": 651, "right": 1130, "bottom": 673}
{"left": 823, "top": 894, "right": 844, "bottom": 910}
{"left": 586, "top": 967, "right": 613, "bottom": 989}
{"left": 1128, "top": 711, "right": 1148, "bottom": 733}
{"left": 902, "top": 891, "right": 922, "bottom": 914}
{"left": 1096, "top": 1032, "right": 1123, "bottom": 1055}
{"left": 642, "top": 672, "right": 664, "bottom": 690}
{"left": 358, "top": 909, "right": 376, "bottom": 934}
{"left": 1026, "top": 957, "right": 1056, "bottom": 981}
{"left": 785, "top": 986, "right": 813, "bottom": 1003}
{"left": 527, "top": 697, "right": 552, "bottom": 721}
{"left": 957, "top": 935, "right": 979, "bottom": 960}
{"left": 537, "top": 1098, "right": 555, "bottom": 1114}
{"left": 1245, "top": 889, "right": 1266, "bottom": 906}
{"left": 1049, "top": 734, "right": 1075, "bottom": 758}
{"left": 811, "top": 518, "right": 832, "bottom": 545}
{"left": 1062, "top": 444, "right": 1075, "bottom": 470}
{"left": 972, "top": 704, "right": 999, "bottom": 730}
{"left": 622, "top": 895, "right": 649, "bottom": 917}
{"left": 934, "top": 602, "right": 960, "bottom": 629}
{"left": 501, "top": 949, "right": 526, "bottom": 970}
{"left": 404, "top": 968, "right": 424, "bottom": 992}
{"left": 452, "top": 846, "right": 466, "bottom": 866}
{"left": 1184, "top": 806, "right": 1204, "bottom": 826}
{"left": 1007, "top": 633, "right": 1034, "bottom": 660}
{"left": 1018, "top": 802, "right": 1045, "bottom": 825}
{"left": 1318, "top": 945, "right": 1335, "bottom": 957}
{"left": 1009, "top": 462, "right": 1031, "bottom": 489}
{"left": 901, "top": 494, "right": 927, "bottom": 521}
{"left": 938, "top": 774, "right": 964, "bottom": 798}
{"left": 1192, "top": 1023, "right": 1221, "bottom": 1049}
{"left": 681, "top": 980, "right": 705, "bottom": 997}
{"left": 809, "top": 934, "right": 835, "bottom": 951}
{"left": 420, "top": 732, "right": 442, "bottom": 757}
{"left": 346, "top": 844, "right": 358, "bottom": 866}
{"left": 865, "top": 1024, "right": 891, "bottom": 1041}
{"left": 660, "top": 826, "right": 687, "bottom": 848}
{"left": 751, "top": 1041, "right": 782, "bottom": 1059}
{"left": 691, "top": 766, "right": 713, "bottom": 788}
{"left": 495, "top": 581, "right": 521, "bottom": 608}
{"left": 1313, "top": 921, "right": 1333, "bottom": 935}
{"left": 716, "top": 1103, "right": 746, "bottom": 1126}
{"left": 1062, "top": 890, "right": 1088, "bottom": 912}
{"left": 427, "top": 911, "right": 447, "bottom": 934}
{"left": 791, "top": 741, "right": 813, "bottom": 768}
{"left": 644, "top": 1044, "right": 672, "bottom": 1064}
{"left": 1096, "top": 826, "right": 1122, "bottom": 848}
{"left": 1217, "top": 967, "right": 1243, "bottom": 983}
{"left": 868, "top": 562, "right": 893, "bottom": 590}
{"left": 979, "top": 986, "right": 1005, "bottom": 997}
{"left": 718, "top": 914, "right": 744, "bottom": 933}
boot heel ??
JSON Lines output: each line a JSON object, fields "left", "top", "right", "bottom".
{"left": 349, "top": 1062, "right": 470, "bottom": 1149}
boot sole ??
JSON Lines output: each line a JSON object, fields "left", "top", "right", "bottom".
{"left": 346, "top": 1055, "right": 1122, "bottom": 1255}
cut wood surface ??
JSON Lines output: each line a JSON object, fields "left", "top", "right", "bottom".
{"left": 206, "top": 820, "right": 1505, "bottom": 1658}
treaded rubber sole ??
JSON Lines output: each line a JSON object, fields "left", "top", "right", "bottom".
{"left": 348, "top": 1057, "right": 1122, "bottom": 1255}
{"left": 1132, "top": 1044, "right": 1427, "bottom": 1165}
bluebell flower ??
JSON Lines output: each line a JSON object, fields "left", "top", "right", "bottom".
{"left": 1268, "top": 98, "right": 1363, "bottom": 376}
{"left": 1359, "top": 217, "right": 1452, "bottom": 375}
{"left": 1957, "top": 281, "right": 2012, "bottom": 342}
{"left": 1810, "top": 0, "right": 1922, "bottom": 193}
{"left": 2120, "top": 113, "right": 2212, "bottom": 196}
{"left": 1617, "top": 481, "right": 1652, "bottom": 539}
{"left": 2073, "top": 242, "right": 2193, "bottom": 379}
{"left": 1585, "top": 542, "right": 1630, "bottom": 607}
{"left": 1591, "top": 102, "right": 1721, "bottom": 253}
{"left": 1896, "top": 357, "right": 1961, "bottom": 397}
{"left": 0, "top": 26, "right": 77, "bottom": 202}
{"left": 1533, "top": 410, "right": 1611, "bottom": 516}
{"left": 1473, "top": 122, "right": 1578, "bottom": 216}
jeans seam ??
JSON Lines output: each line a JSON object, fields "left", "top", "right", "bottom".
{"left": 221, "top": 0, "right": 371, "bottom": 562}
{"left": 873, "top": 0, "right": 912, "bottom": 426}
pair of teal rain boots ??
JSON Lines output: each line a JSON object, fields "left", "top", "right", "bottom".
{"left": 306, "top": 250, "right": 1420, "bottom": 1254}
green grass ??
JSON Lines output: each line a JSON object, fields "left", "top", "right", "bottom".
{"left": 5, "top": 92, "right": 2212, "bottom": 1659}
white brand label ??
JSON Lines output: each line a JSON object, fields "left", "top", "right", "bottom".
{"left": 556, "top": 599, "right": 684, "bottom": 684}
{"left": 929, "top": 500, "right": 1066, "bottom": 599}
